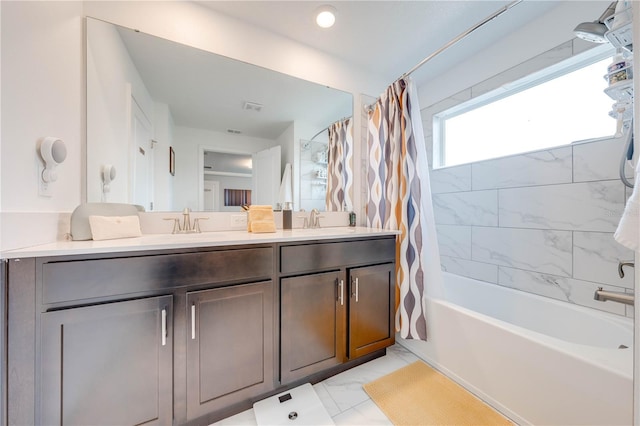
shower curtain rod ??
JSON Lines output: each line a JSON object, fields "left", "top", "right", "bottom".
{"left": 309, "top": 127, "right": 329, "bottom": 142}
{"left": 308, "top": 116, "right": 352, "bottom": 141}
{"left": 365, "top": 0, "right": 523, "bottom": 112}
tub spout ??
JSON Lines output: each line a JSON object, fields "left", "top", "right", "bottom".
{"left": 594, "top": 287, "right": 634, "bottom": 306}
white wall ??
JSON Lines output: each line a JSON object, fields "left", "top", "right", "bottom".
{"left": 1, "top": 1, "right": 83, "bottom": 250}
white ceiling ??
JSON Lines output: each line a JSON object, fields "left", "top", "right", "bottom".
{"left": 196, "top": 1, "right": 565, "bottom": 86}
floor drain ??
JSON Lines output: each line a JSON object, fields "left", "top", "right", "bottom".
{"left": 288, "top": 411, "right": 298, "bottom": 420}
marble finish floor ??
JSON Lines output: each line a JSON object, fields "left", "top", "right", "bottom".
{"left": 212, "top": 344, "right": 419, "bottom": 425}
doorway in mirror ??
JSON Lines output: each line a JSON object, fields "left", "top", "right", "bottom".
{"left": 201, "top": 150, "right": 255, "bottom": 212}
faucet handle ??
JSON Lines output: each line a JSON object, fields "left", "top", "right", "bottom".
{"left": 297, "top": 215, "right": 309, "bottom": 229}
{"left": 163, "top": 218, "right": 181, "bottom": 234}
{"left": 618, "top": 260, "right": 635, "bottom": 278}
{"left": 193, "top": 217, "right": 208, "bottom": 233}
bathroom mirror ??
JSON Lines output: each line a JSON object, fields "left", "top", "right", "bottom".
{"left": 86, "top": 17, "right": 353, "bottom": 212}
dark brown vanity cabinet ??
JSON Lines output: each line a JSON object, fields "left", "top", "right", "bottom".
{"left": 39, "top": 295, "right": 173, "bottom": 425}
{"left": 186, "top": 281, "right": 274, "bottom": 422}
{"left": 280, "top": 271, "right": 346, "bottom": 383}
{"left": 348, "top": 263, "right": 395, "bottom": 359}
{"left": 7, "top": 246, "right": 275, "bottom": 426}
{"left": 279, "top": 237, "right": 396, "bottom": 384}
{"left": 6, "top": 236, "right": 396, "bottom": 425}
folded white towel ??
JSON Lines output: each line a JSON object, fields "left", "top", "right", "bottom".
{"left": 89, "top": 215, "right": 142, "bottom": 241}
{"left": 614, "top": 165, "right": 640, "bottom": 250}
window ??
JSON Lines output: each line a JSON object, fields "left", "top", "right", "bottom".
{"left": 433, "top": 46, "right": 616, "bottom": 168}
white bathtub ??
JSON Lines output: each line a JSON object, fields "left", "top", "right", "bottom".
{"left": 400, "top": 272, "right": 634, "bottom": 425}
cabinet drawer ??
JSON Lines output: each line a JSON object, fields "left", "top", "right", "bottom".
{"left": 280, "top": 237, "right": 395, "bottom": 274}
{"left": 42, "top": 247, "right": 273, "bottom": 305}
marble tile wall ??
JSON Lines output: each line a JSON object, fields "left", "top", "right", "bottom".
{"left": 421, "top": 40, "right": 634, "bottom": 318}
{"left": 428, "top": 137, "right": 634, "bottom": 317}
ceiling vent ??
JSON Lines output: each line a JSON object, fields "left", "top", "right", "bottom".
{"left": 242, "top": 101, "right": 263, "bottom": 112}
{"left": 227, "top": 129, "right": 242, "bottom": 134}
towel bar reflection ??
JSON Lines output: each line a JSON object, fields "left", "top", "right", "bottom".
{"left": 594, "top": 287, "right": 634, "bottom": 306}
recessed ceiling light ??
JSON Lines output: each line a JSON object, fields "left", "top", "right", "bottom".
{"left": 315, "top": 5, "right": 336, "bottom": 29}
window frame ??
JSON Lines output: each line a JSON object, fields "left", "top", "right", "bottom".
{"left": 432, "top": 44, "right": 615, "bottom": 169}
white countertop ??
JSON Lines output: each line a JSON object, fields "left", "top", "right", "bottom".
{"left": 1, "top": 227, "right": 399, "bottom": 259}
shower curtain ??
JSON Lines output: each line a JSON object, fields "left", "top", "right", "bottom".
{"left": 326, "top": 118, "right": 354, "bottom": 211}
{"left": 367, "top": 77, "right": 439, "bottom": 340}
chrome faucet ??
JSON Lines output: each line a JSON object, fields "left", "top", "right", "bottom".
{"left": 297, "top": 214, "right": 309, "bottom": 229}
{"left": 309, "top": 208, "right": 324, "bottom": 229}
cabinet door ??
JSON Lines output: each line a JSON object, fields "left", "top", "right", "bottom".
{"left": 280, "top": 271, "right": 346, "bottom": 384}
{"left": 349, "top": 263, "right": 395, "bottom": 359}
{"left": 40, "top": 295, "right": 173, "bottom": 425}
{"left": 186, "top": 281, "right": 273, "bottom": 422}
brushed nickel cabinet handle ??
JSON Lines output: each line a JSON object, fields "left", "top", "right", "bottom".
{"left": 355, "top": 277, "right": 359, "bottom": 303}
{"left": 161, "top": 308, "right": 167, "bottom": 346}
{"left": 339, "top": 279, "right": 344, "bottom": 306}
{"left": 191, "top": 304, "right": 196, "bottom": 340}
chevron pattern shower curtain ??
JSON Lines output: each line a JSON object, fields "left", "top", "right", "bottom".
{"left": 326, "top": 118, "right": 354, "bottom": 211}
{"left": 367, "top": 77, "right": 433, "bottom": 340}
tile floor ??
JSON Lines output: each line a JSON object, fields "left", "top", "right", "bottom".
{"left": 212, "top": 344, "right": 420, "bottom": 425}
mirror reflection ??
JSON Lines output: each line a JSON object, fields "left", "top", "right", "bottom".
{"left": 86, "top": 17, "right": 353, "bottom": 212}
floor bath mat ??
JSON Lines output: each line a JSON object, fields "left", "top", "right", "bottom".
{"left": 363, "top": 361, "right": 512, "bottom": 425}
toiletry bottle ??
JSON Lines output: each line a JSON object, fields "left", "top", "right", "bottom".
{"left": 349, "top": 211, "right": 356, "bottom": 227}
{"left": 282, "top": 202, "right": 292, "bottom": 230}
{"left": 607, "top": 49, "right": 632, "bottom": 85}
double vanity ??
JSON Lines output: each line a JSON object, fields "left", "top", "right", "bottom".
{"left": 2, "top": 227, "right": 398, "bottom": 425}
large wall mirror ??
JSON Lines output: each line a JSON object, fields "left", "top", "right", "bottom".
{"left": 86, "top": 17, "right": 353, "bottom": 212}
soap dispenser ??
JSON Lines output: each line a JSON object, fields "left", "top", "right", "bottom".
{"left": 282, "top": 202, "right": 292, "bottom": 230}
